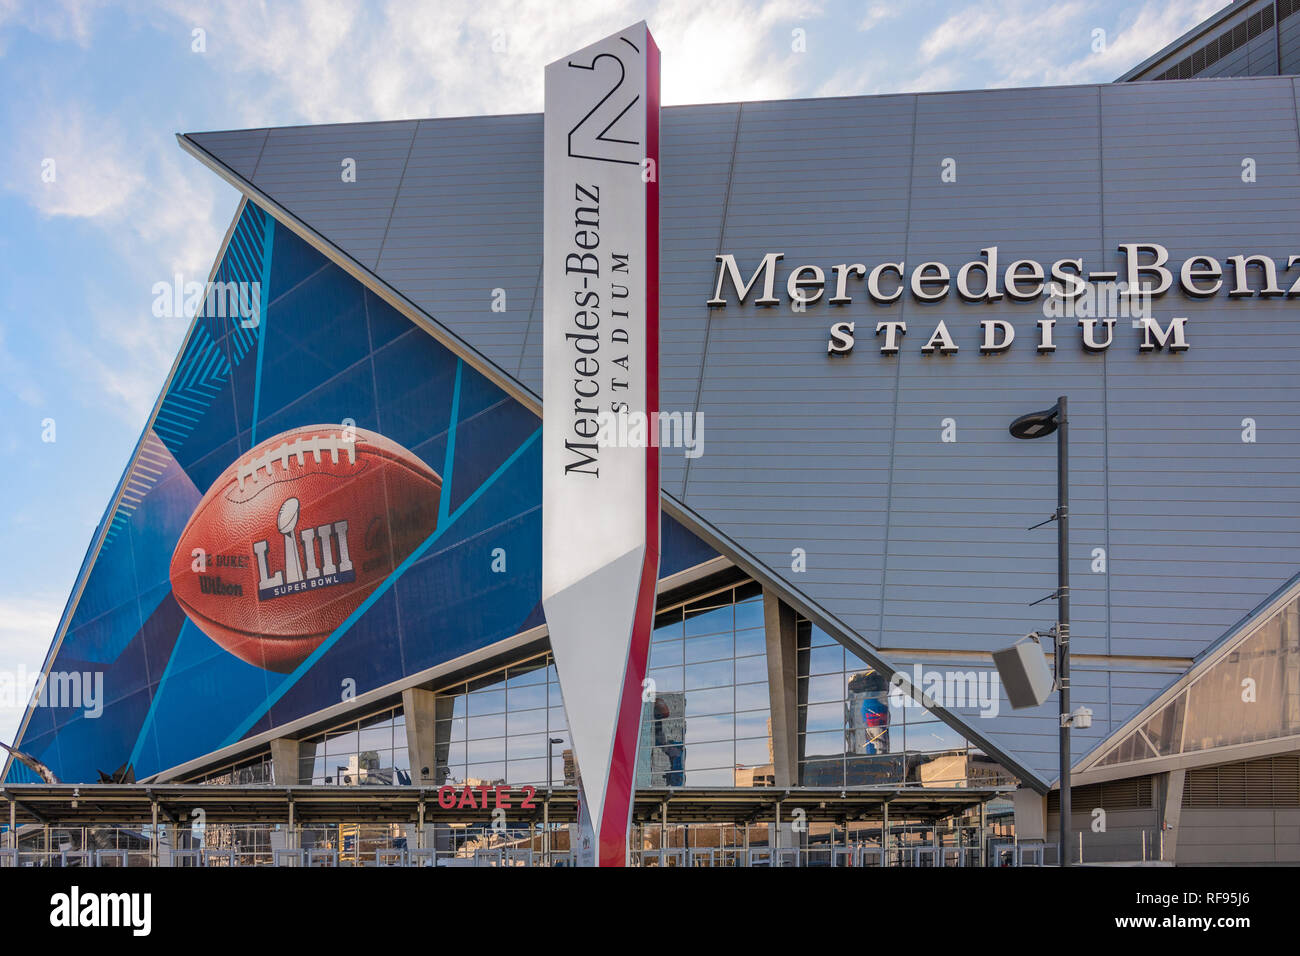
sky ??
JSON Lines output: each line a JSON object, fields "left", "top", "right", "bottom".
{"left": 0, "top": 0, "right": 1228, "bottom": 745}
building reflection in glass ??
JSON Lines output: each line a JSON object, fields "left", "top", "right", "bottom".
{"left": 638, "top": 581, "right": 773, "bottom": 787}
{"left": 797, "top": 617, "right": 992, "bottom": 788}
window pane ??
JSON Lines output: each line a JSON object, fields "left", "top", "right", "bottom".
{"left": 507, "top": 682, "right": 547, "bottom": 711}
{"left": 358, "top": 722, "right": 392, "bottom": 752}
{"left": 467, "top": 689, "right": 506, "bottom": 716}
{"left": 807, "top": 644, "right": 844, "bottom": 675}
{"left": 684, "top": 740, "right": 733, "bottom": 771}
{"left": 734, "top": 595, "right": 764, "bottom": 629}
{"left": 648, "top": 666, "right": 684, "bottom": 693}
{"left": 547, "top": 707, "right": 568, "bottom": 734}
{"left": 734, "top": 683, "right": 768, "bottom": 711}
{"left": 507, "top": 708, "right": 547, "bottom": 735}
{"left": 324, "top": 731, "right": 358, "bottom": 756}
{"left": 735, "top": 655, "right": 767, "bottom": 685}
{"left": 803, "top": 730, "right": 845, "bottom": 760}
{"left": 804, "top": 701, "right": 845, "bottom": 733}
{"left": 684, "top": 687, "right": 732, "bottom": 716}
{"left": 735, "top": 736, "right": 771, "bottom": 766}
{"left": 440, "top": 738, "right": 466, "bottom": 769}
{"left": 507, "top": 732, "right": 548, "bottom": 760}
{"left": 437, "top": 717, "right": 466, "bottom": 742}
{"left": 467, "top": 714, "right": 506, "bottom": 739}
{"left": 685, "top": 659, "right": 733, "bottom": 690}
{"left": 684, "top": 602, "right": 732, "bottom": 638}
{"left": 735, "top": 627, "right": 765, "bottom": 658}
{"left": 735, "top": 710, "right": 770, "bottom": 739}
{"left": 686, "top": 714, "right": 732, "bottom": 743}
{"left": 467, "top": 737, "right": 505, "bottom": 763}
{"left": 809, "top": 624, "right": 837, "bottom": 648}
{"left": 685, "top": 632, "right": 733, "bottom": 664}
{"left": 649, "top": 640, "right": 683, "bottom": 669}
{"left": 906, "top": 719, "right": 965, "bottom": 753}
{"left": 653, "top": 607, "right": 683, "bottom": 637}
{"left": 806, "top": 674, "right": 846, "bottom": 704}
{"left": 846, "top": 649, "right": 874, "bottom": 670}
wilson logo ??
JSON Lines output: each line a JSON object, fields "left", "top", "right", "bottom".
{"left": 198, "top": 575, "right": 243, "bottom": 597}
{"left": 253, "top": 496, "right": 354, "bottom": 601}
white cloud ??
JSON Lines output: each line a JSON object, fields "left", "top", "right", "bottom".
{"left": 0, "top": 0, "right": 105, "bottom": 51}
{"left": 859, "top": 1, "right": 897, "bottom": 33}
{"left": 917, "top": 0, "right": 1230, "bottom": 88}
{"left": 3, "top": 100, "right": 231, "bottom": 425}
{"left": 6, "top": 104, "right": 227, "bottom": 274}
{"left": 161, "top": 0, "right": 822, "bottom": 123}
{"left": 6, "top": 111, "right": 145, "bottom": 220}
{"left": 817, "top": 0, "right": 1230, "bottom": 97}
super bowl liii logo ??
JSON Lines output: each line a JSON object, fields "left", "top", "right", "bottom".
{"left": 253, "top": 497, "right": 355, "bottom": 601}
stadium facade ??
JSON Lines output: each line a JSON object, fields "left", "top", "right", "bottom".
{"left": 4, "top": 0, "right": 1300, "bottom": 866}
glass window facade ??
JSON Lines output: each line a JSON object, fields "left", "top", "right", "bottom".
{"left": 435, "top": 655, "right": 569, "bottom": 787}
{"left": 796, "top": 618, "right": 1001, "bottom": 788}
{"left": 195, "top": 752, "right": 272, "bottom": 786}
{"left": 639, "top": 581, "right": 772, "bottom": 787}
{"left": 298, "top": 707, "right": 409, "bottom": 785}
{"left": 185, "top": 582, "right": 1018, "bottom": 796}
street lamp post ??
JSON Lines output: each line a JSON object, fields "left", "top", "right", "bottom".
{"left": 1009, "top": 396, "right": 1071, "bottom": 867}
{"left": 545, "top": 736, "right": 564, "bottom": 866}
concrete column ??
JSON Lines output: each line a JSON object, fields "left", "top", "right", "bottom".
{"left": 1160, "top": 768, "right": 1186, "bottom": 864}
{"left": 403, "top": 687, "right": 444, "bottom": 787}
{"left": 762, "top": 590, "right": 799, "bottom": 787}
{"left": 268, "top": 737, "right": 301, "bottom": 786}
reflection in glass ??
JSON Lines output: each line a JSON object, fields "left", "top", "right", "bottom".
{"left": 795, "top": 617, "right": 978, "bottom": 788}
{"left": 636, "top": 582, "right": 772, "bottom": 787}
{"left": 296, "top": 707, "right": 409, "bottom": 786}
{"left": 431, "top": 653, "right": 571, "bottom": 787}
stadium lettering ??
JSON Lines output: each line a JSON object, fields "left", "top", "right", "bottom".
{"left": 707, "top": 244, "right": 1300, "bottom": 357}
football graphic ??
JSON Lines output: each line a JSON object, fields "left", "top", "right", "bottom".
{"left": 169, "top": 424, "right": 441, "bottom": 672}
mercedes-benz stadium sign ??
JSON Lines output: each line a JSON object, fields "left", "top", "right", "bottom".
{"left": 707, "top": 244, "right": 1300, "bottom": 356}
{"left": 542, "top": 21, "right": 661, "bottom": 867}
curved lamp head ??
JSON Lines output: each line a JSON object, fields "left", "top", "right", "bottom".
{"left": 1009, "top": 404, "right": 1060, "bottom": 440}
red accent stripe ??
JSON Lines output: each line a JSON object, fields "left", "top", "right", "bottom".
{"left": 597, "top": 29, "right": 661, "bottom": 867}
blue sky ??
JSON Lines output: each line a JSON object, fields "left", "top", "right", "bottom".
{"left": 0, "top": 0, "right": 1226, "bottom": 744}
